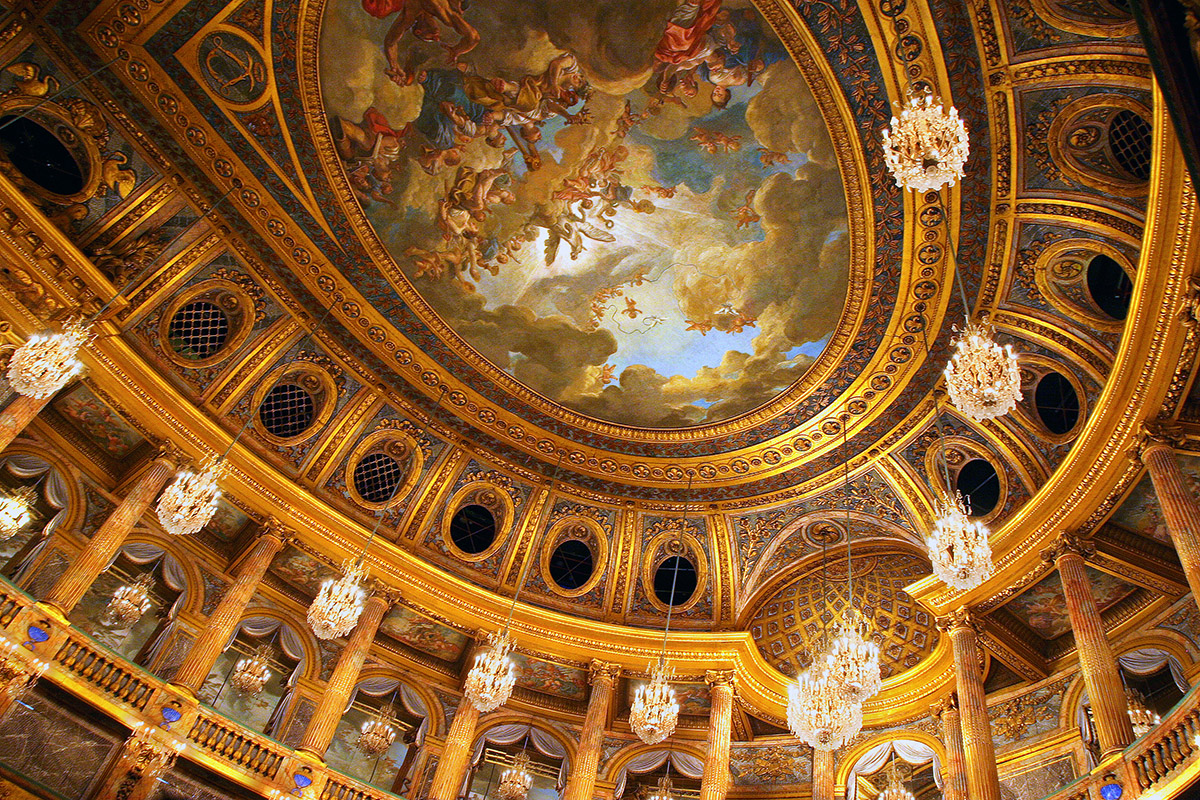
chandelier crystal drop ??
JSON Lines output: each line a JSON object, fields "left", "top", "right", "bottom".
{"left": 879, "top": 766, "right": 917, "bottom": 800}
{"left": 356, "top": 705, "right": 398, "bottom": 758}
{"left": 929, "top": 490, "right": 993, "bottom": 590}
{"left": 497, "top": 751, "right": 533, "bottom": 800}
{"left": 944, "top": 319, "right": 1022, "bottom": 422}
{"left": 463, "top": 630, "right": 516, "bottom": 712}
{"left": 6, "top": 320, "right": 90, "bottom": 399}
{"left": 647, "top": 775, "right": 675, "bottom": 800}
{"left": 881, "top": 87, "right": 970, "bottom": 193}
{"left": 0, "top": 485, "right": 35, "bottom": 541}
{"left": 102, "top": 573, "right": 154, "bottom": 629}
{"left": 629, "top": 660, "right": 680, "bottom": 745}
{"left": 787, "top": 669, "right": 863, "bottom": 751}
{"left": 1126, "top": 688, "right": 1161, "bottom": 737}
{"left": 307, "top": 557, "right": 368, "bottom": 640}
{"left": 229, "top": 645, "right": 272, "bottom": 695}
{"left": 823, "top": 613, "right": 882, "bottom": 705}
{"left": 156, "top": 462, "right": 222, "bottom": 537}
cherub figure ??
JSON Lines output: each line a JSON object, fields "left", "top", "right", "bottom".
{"left": 525, "top": 204, "right": 616, "bottom": 265}
{"left": 733, "top": 190, "right": 760, "bottom": 229}
{"left": 621, "top": 297, "right": 641, "bottom": 319}
{"left": 757, "top": 148, "right": 789, "bottom": 167}
{"left": 685, "top": 319, "right": 713, "bottom": 335}
{"left": 362, "top": 0, "right": 481, "bottom": 85}
{"left": 690, "top": 128, "right": 741, "bottom": 154}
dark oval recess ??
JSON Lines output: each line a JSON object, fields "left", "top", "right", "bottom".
{"left": 654, "top": 555, "right": 697, "bottom": 607}
{"left": 956, "top": 459, "right": 1001, "bottom": 517}
{"left": 450, "top": 504, "right": 496, "bottom": 555}
{"left": 167, "top": 300, "right": 230, "bottom": 361}
{"left": 1034, "top": 372, "right": 1080, "bottom": 435}
{"left": 1086, "top": 254, "right": 1133, "bottom": 320}
{"left": 0, "top": 116, "right": 85, "bottom": 195}
{"left": 549, "top": 539, "right": 594, "bottom": 590}
{"left": 259, "top": 383, "right": 316, "bottom": 438}
{"left": 353, "top": 452, "right": 404, "bottom": 504}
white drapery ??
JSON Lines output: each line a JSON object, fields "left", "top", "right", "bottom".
{"left": 113, "top": 541, "right": 191, "bottom": 664}
{"left": 466, "top": 723, "right": 571, "bottom": 793}
{"left": 223, "top": 615, "right": 310, "bottom": 735}
{"left": 2, "top": 454, "right": 70, "bottom": 582}
{"left": 845, "top": 739, "right": 943, "bottom": 800}
{"left": 613, "top": 750, "right": 706, "bottom": 798}
{"left": 346, "top": 676, "right": 431, "bottom": 746}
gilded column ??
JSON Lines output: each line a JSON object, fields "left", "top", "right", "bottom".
{"left": 812, "top": 747, "right": 836, "bottom": 800}
{"left": 171, "top": 523, "right": 286, "bottom": 693}
{"left": 940, "top": 609, "right": 1000, "bottom": 800}
{"left": 426, "top": 693, "right": 481, "bottom": 800}
{"left": 931, "top": 694, "right": 968, "bottom": 800}
{"left": 42, "top": 445, "right": 179, "bottom": 616}
{"left": 0, "top": 395, "right": 50, "bottom": 454}
{"left": 1043, "top": 532, "right": 1133, "bottom": 756}
{"left": 297, "top": 591, "right": 393, "bottom": 758}
{"left": 699, "top": 670, "right": 736, "bottom": 800}
{"left": 562, "top": 660, "right": 619, "bottom": 800}
{"left": 1142, "top": 423, "right": 1200, "bottom": 603}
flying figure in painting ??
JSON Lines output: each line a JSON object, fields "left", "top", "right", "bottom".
{"left": 524, "top": 204, "right": 616, "bottom": 266}
{"left": 362, "top": 0, "right": 481, "bottom": 85}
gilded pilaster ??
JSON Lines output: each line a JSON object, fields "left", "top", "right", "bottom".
{"left": 88, "top": 725, "right": 181, "bottom": 800}
{"left": 1141, "top": 423, "right": 1200, "bottom": 605}
{"left": 1043, "top": 532, "right": 1133, "bottom": 756}
{"left": 931, "top": 694, "right": 967, "bottom": 800}
{"left": 699, "top": 670, "right": 736, "bottom": 800}
{"left": 940, "top": 609, "right": 1000, "bottom": 800}
{"left": 426, "top": 693, "right": 481, "bottom": 800}
{"left": 172, "top": 522, "right": 286, "bottom": 693}
{"left": 812, "top": 747, "right": 835, "bottom": 800}
{"left": 0, "top": 394, "right": 49, "bottom": 454}
{"left": 42, "top": 444, "right": 179, "bottom": 615}
{"left": 297, "top": 590, "right": 394, "bottom": 758}
{"left": 563, "top": 660, "right": 619, "bottom": 800}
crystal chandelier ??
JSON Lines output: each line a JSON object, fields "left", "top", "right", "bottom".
{"left": 102, "top": 573, "right": 154, "bottom": 628}
{"left": 878, "top": 755, "right": 916, "bottom": 800}
{"left": 1126, "top": 688, "right": 1161, "bottom": 737}
{"left": 229, "top": 645, "right": 272, "bottom": 695}
{"left": 823, "top": 611, "right": 882, "bottom": 705}
{"left": 156, "top": 461, "right": 222, "bottom": 536}
{"left": 647, "top": 775, "right": 675, "bottom": 800}
{"left": 881, "top": 86, "right": 970, "bottom": 193}
{"left": 630, "top": 659, "right": 680, "bottom": 745}
{"left": 0, "top": 485, "right": 35, "bottom": 541}
{"left": 356, "top": 704, "right": 398, "bottom": 758}
{"left": 308, "top": 557, "right": 368, "bottom": 640}
{"left": 464, "top": 630, "right": 516, "bottom": 712}
{"left": 787, "top": 669, "right": 863, "bottom": 750}
{"left": 928, "top": 490, "right": 993, "bottom": 590}
{"left": 498, "top": 751, "right": 533, "bottom": 800}
{"left": 6, "top": 320, "right": 90, "bottom": 399}
{"left": 945, "top": 319, "right": 1021, "bottom": 422}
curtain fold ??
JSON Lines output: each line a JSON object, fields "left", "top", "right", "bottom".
{"left": 845, "top": 740, "right": 942, "bottom": 800}
{"left": 344, "top": 678, "right": 431, "bottom": 747}
{"left": 466, "top": 724, "right": 571, "bottom": 793}
{"left": 613, "top": 750, "right": 705, "bottom": 798}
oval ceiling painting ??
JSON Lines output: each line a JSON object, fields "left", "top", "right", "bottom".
{"left": 320, "top": 0, "right": 849, "bottom": 428}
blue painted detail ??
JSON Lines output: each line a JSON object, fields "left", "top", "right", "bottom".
{"left": 1100, "top": 783, "right": 1123, "bottom": 800}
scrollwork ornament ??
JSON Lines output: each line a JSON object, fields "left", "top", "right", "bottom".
{"left": 1040, "top": 531, "right": 1094, "bottom": 565}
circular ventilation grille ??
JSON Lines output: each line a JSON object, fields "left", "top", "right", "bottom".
{"left": 168, "top": 301, "right": 230, "bottom": 361}
{"left": 1108, "top": 109, "right": 1151, "bottom": 182}
{"left": 259, "top": 383, "right": 316, "bottom": 438}
{"left": 450, "top": 504, "right": 496, "bottom": 554}
{"left": 353, "top": 452, "right": 405, "bottom": 504}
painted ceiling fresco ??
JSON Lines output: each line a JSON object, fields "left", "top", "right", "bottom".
{"left": 319, "top": 0, "right": 848, "bottom": 428}
{"left": 1002, "top": 566, "right": 1138, "bottom": 640}
{"left": 1110, "top": 453, "right": 1200, "bottom": 545}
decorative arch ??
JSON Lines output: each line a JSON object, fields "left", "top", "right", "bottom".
{"left": 835, "top": 729, "right": 946, "bottom": 796}
{"left": 353, "top": 666, "right": 445, "bottom": 738}
{"left": 601, "top": 741, "right": 708, "bottom": 797}
{"left": 121, "top": 530, "right": 206, "bottom": 618}
{"left": 0, "top": 441, "right": 84, "bottom": 537}
{"left": 237, "top": 605, "right": 322, "bottom": 683}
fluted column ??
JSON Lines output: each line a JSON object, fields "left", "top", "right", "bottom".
{"left": 297, "top": 591, "right": 393, "bottom": 758}
{"left": 1142, "top": 423, "right": 1200, "bottom": 604}
{"left": 940, "top": 609, "right": 1000, "bottom": 800}
{"left": 699, "top": 670, "right": 736, "bottom": 800}
{"left": 812, "top": 747, "right": 836, "bottom": 800}
{"left": 1044, "top": 532, "right": 1134, "bottom": 756}
{"left": 42, "top": 445, "right": 179, "bottom": 615}
{"left": 0, "top": 395, "right": 50, "bottom": 454}
{"left": 563, "top": 660, "right": 619, "bottom": 800}
{"left": 172, "top": 523, "right": 286, "bottom": 693}
{"left": 426, "top": 692, "right": 481, "bottom": 800}
{"left": 931, "top": 694, "right": 968, "bottom": 800}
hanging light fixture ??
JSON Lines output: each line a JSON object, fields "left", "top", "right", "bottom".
{"left": 1126, "top": 687, "right": 1160, "bottom": 737}
{"left": 101, "top": 572, "right": 154, "bottom": 628}
{"left": 822, "top": 416, "right": 880, "bottom": 706}
{"left": 928, "top": 489, "right": 992, "bottom": 590}
{"left": 0, "top": 484, "right": 36, "bottom": 541}
{"left": 229, "top": 644, "right": 272, "bottom": 695}
{"left": 881, "top": 85, "right": 969, "bottom": 193}
{"left": 630, "top": 475, "right": 692, "bottom": 745}
{"left": 647, "top": 774, "right": 675, "bottom": 800}
{"left": 465, "top": 454, "right": 564, "bottom": 712}
{"left": 308, "top": 386, "right": 448, "bottom": 640}
{"left": 498, "top": 751, "right": 534, "bottom": 800}
{"left": 6, "top": 319, "right": 89, "bottom": 399}
{"left": 944, "top": 318, "right": 1022, "bottom": 422}
{"left": 156, "top": 462, "right": 223, "bottom": 537}
{"left": 357, "top": 702, "right": 398, "bottom": 758}
{"left": 787, "top": 670, "right": 863, "bottom": 751}
{"left": 878, "top": 751, "right": 917, "bottom": 800}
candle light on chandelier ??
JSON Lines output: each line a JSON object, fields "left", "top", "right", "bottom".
{"left": 944, "top": 319, "right": 1022, "bottom": 423}
{"left": 463, "top": 630, "right": 517, "bottom": 712}
{"left": 647, "top": 774, "right": 675, "bottom": 800}
{"left": 0, "top": 485, "right": 36, "bottom": 541}
{"left": 5, "top": 318, "right": 90, "bottom": 400}
{"left": 307, "top": 557, "right": 368, "bottom": 640}
{"left": 629, "top": 659, "right": 681, "bottom": 745}
{"left": 229, "top": 645, "right": 272, "bottom": 695}
{"left": 881, "top": 86, "right": 969, "bottom": 193}
{"left": 498, "top": 751, "right": 533, "bottom": 800}
{"left": 928, "top": 490, "right": 993, "bottom": 591}
{"left": 787, "top": 668, "right": 863, "bottom": 751}
{"left": 101, "top": 573, "right": 154, "bottom": 629}
{"left": 356, "top": 703, "right": 398, "bottom": 758}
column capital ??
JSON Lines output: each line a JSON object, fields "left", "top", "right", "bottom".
{"left": 1140, "top": 417, "right": 1187, "bottom": 454}
{"left": 589, "top": 660, "right": 621, "bottom": 686}
{"left": 1041, "top": 531, "right": 1094, "bottom": 565}
{"left": 929, "top": 691, "right": 959, "bottom": 723}
{"left": 366, "top": 581, "right": 401, "bottom": 609}
{"left": 151, "top": 438, "right": 186, "bottom": 468}
{"left": 704, "top": 669, "right": 736, "bottom": 691}
{"left": 937, "top": 607, "right": 979, "bottom": 635}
